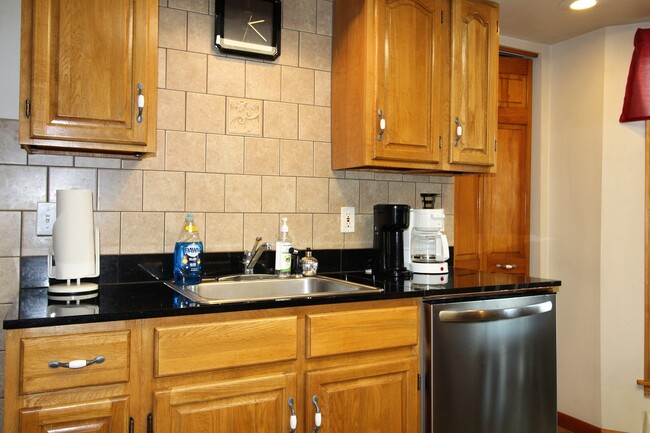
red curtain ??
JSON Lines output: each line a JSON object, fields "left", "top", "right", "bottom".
{"left": 620, "top": 28, "right": 650, "bottom": 123}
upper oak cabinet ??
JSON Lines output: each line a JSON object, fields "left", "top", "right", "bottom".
{"left": 331, "top": 0, "right": 499, "bottom": 173}
{"left": 18, "top": 0, "right": 158, "bottom": 159}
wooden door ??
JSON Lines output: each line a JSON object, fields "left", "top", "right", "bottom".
{"left": 305, "top": 358, "right": 418, "bottom": 433}
{"left": 373, "top": 0, "right": 442, "bottom": 164}
{"left": 19, "top": 397, "right": 130, "bottom": 433}
{"left": 448, "top": 0, "right": 499, "bottom": 168}
{"left": 454, "top": 55, "right": 532, "bottom": 274}
{"left": 153, "top": 374, "right": 296, "bottom": 433}
{"left": 21, "top": 0, "right": 156, "bottom": 153}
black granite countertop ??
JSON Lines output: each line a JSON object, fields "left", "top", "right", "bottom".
{"left": 4, "top": 264, "right": 561, "bottom": 329}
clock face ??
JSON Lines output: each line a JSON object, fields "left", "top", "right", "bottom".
{"left": 215, "top": 0, "right": 281, "bottom": 60}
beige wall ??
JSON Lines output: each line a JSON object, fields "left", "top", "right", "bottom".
{"left": 0, "top": 1, "right": 453, "bottom": 426}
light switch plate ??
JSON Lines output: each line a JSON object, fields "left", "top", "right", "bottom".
{"left": 340, "top": 207, "right": 355, "bottom": 233}
{"left": 36, "top": 202, "right": 57, "bottom": 236}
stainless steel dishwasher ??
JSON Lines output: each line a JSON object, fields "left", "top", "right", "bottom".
{"left": 424, "top": 293, "right": 557, "bottom": 433}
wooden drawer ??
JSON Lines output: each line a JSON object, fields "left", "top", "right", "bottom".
{"left": 306, "top": 306, "right": 418, "bottom": 358}
{"left": 154, "top": 316, "right": 298, "bottom": 377}
{"left": 20, "top": 330, "right": 130, "bottom": 394}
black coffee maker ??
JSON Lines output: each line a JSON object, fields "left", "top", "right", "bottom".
{"left": 373, "top": 204, "right": 410, "bottom": 277}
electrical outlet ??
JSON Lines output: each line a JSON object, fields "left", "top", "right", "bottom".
{"left": 36, "top": 202, "right": 56, "bottom": 236}
{"left": 340, "top": 207, "right": 355, "bottom": 233}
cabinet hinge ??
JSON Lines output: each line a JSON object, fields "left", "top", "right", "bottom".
{"left": 494, "top": 139, "right": 498, "bottom": 152}
{"left": 441, "top": 10, "right": 444, "bottom": 24}
{"left": 25, "top": 99, "right": 31, "bottom": 119}
{"left": 129, "top": 417, "right": 134, "bottom": 433}
{"left": 438, "top": 136, "right": 443, "bottom": 149}
{"left": 147, "top": 413, "right": 153, "bottom": 433}
{"left": 417, "top": 373, "right": 421, "bottom": 390}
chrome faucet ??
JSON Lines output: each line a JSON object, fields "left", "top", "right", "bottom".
{"left": 243, "top": 237, "right": 272, "bottom": 274}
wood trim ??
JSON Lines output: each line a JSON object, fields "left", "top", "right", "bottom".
{"left": 499, "top": 45, "right": 539, "bottom": 58}
{"left": 640, "top": 121, "right": 650, "bottom": 393}
{"left": 558, "top": 412, "right": 626, "bottom": 433}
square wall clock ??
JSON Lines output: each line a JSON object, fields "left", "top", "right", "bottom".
{"left": 215, "top": 0, "right": 282, "bottom": 60}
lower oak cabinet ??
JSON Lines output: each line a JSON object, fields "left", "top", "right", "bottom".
{"left": 4, "top": 299, "right": 421, "bottom": 433}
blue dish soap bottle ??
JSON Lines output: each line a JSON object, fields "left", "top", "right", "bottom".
{"left": 173, "top": 214, "right": 203, "bottom": 285}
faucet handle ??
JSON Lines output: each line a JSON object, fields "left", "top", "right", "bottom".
{"left": 248, "top": 236, "right": 262, "bottom": 253}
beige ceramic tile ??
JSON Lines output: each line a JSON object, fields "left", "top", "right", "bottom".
{"left": 169, "top": 0, "right": 208, "bottom": 13}
{"left": 224, "top": 175, "right": 261, "bottom": 212}
{"left": 244, "top": 137, "right": 280, "bottom": 175}
{"left": 187, "top": 12, "right": 214, "bottom": 54}
{"left": 375, "top": 172, "right": 402, "bottom": 181}
{"left": 312, "top": 214, "right": 343, "bottom": 249}
{"left": 0, "top": 119, "right": 26, "bottom": 165}
{"left": 227, "top": 97, "right": 263, "bottom": 136}
{"left": 299, "top": 32, "right": 331, "bottom": 71}
{"left": 243, "top": 214, "right": 278, "bottom": 249}
{"left": 120, "top": 212, "right": 165, "bottom": 254}
{"left": 0, "top": 166, "right": 46, "bottom": 210}
{"left": 280, "top": 140, "right": 313, "bottom": 177}
{"left": 158, "top": 48, "right": 167, "bottom": 89}
{"left": 414, "top": 183, "right": 442, "bottom": 209}
{"left": 165, "top": 131, "right": 206, "bottom": 172}
{"left": 94, "top": 212, "right": 121, "bottom": 255}
{"left": 48, "top": 167, "right": 97, "bottom": 204}
{"left": 205, "top": 213, "right": 244, "bottom": 252}
{"left": 299, "top": 105, "right": 331, "bottom": 142}
{"left": 28, "top": 154, "right": 73, "bottom": 167}
{"left": 388, "top": 182, "right": 416, "bottom": 208}
{"left": 206, "top": 134, "right": 244, "bottom": 174}
{"left": 359, "top": 180, "right": 389, "bottom": 214}
{"left": 123, "top": 130, "right": 166, "bottom": 171}
{"left": 344, "top": 214, "right": 373, "bottom": 248}
{"left": 441, "top": 182, "right": 455, "bottom": 214}
{"left": 98, "top": 169, "right": 143, "bottom": 211}
{"left": 208, "top": 56, "right": 246, "bottom": 97}
{"left": 143, "top": 171, "right": 186, "bottom": 212}
{"left": 0, "top": 258, "right": 19, "bottom": 303}
{"left": 317, "top": 0, "right": 333, "bottom": 36}
{"left": 164, "top": 212, "right": 206, "bottom": 252}
{"left": 186, "top": 173, "right": 225, "bottom": 213}
{"left": 246, "top": 62, "right": 281, "bottom": 101}
{"left": 314, "top": 71, "right": 331, "bottom": 107}
{"left": 263, "top": 102, "right": 298, "bottom": 139}
{"left": 186, "top": 93, "right": 226, "bottom": 134}
{"left": 262, "top": 176, "right": 296, "bottom": 213}
{"left": 275, "top": 29, "right": 299, "bottom": 67}
{"left": 445, "top": 217, "right": 455, "bottom": 247}
{"left": 158, "top": 7, "right": 187, "bottom": 50}
{"left": 283, "top": 0, "right": 317, "bottom": 32}
{"left": 328, "top": 178, "right": 359, "bottom": 212}
{"left": 281, "top": 67, "right": 314, "bottom": 104}
{"left": 279, "top": 213, "right": 312, "bottom": 250}
{"left": 0, "top": 212, "right": 21, "bottom": 256}
{"left": 167, "top": 50, "right": 207, "bottom": 93}
{"left": 296, "top": 177, "right": 328, "bottom": 213}
{"left": 74, "top": 157, "right": 121, "bottom": 169}
{"left": 345, "top": 171, "right": 374, "bottom": 180}
{"left": 403, "top": 174, "right": 431, "bottom": 183}
{"left": 314, "top": 141, "right": 341, "bottom": 178}
{"left": 157, "top": 89, "right": 186, "bottom": 131}
{"left": 20, "top": 212, "right": 51, "bottom": 256}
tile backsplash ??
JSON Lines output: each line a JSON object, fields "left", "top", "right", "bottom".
{"left": 0, "top": 0, "right": 455, "bottom": 287}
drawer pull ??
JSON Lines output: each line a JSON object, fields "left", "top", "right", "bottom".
{"left": 288, "top": 397, "right": 297, "bottom": 433}
{"left": 48, "top": 355, "right": 105, "bottom": 369}
{"left": 496, "top": 264, "right": 517, "bottom": 270}
{"left": 312, "top": 395, "right": 322, "bottom": 433}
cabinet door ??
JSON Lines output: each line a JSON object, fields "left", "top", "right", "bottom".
{"left": 19, "top": 396, "right": 130, "bottom": 433}
{"left": 154, "top": 374, "right": 296, "bottom": 433}
{"left": 374, "top": 0, "right": 442, "bottom": 164}
{"left": 305, "top": 358, "right": 418, "bottom": 433}
{"left": 453, "top": 174, "right": 482, "bottom": 271}
{"left": 20, "top": 0, "right": 157, "bottom": 155}
{"left": 449, "top": 0, "right": 499, "bottom": 168}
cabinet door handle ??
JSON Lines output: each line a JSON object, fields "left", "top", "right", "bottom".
{"left": 454, "top": 117, "right": 463, "bottom": 146}
{"left": 288, "top": 397, "right": 297, "bottom": 433}
{"left": 377, "top": 109, "right": 386, "bottom": 141}
{"left": 129, "top": 417, "right": 134, "bottom": 433}
{"left": 48, "top": 355, "right": 105, "bottom": 369}
{"left": 136, "top": 83, "right": 145, "bottom": 123}
{"left": 496, "top": 264, "right": 517, "bottom": 270}
{"left": 312, "top": 395, "right": 322, "bottom": 433}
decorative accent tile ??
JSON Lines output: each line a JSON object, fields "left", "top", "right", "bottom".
{"left": 227, "top": 98, "right": 263, "bottom": 136}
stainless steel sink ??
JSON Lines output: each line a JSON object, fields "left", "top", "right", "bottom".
{"left": 165, "top": 275, "right": 382, "bottom": 305}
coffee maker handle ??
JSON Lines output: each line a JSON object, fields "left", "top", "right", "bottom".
{"left": 438, "top": 234, "right": 450, "bottom": 261}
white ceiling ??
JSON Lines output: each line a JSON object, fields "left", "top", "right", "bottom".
{"left": 494, "top": 0, "right": 650, "bottom": 45}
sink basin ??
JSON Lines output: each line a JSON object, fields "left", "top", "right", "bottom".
{"left": 165, "top": 275, "right": 382, "bottom": 305}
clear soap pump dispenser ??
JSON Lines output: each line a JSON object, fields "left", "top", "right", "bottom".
{"left": 275, "top": 218, "right": 292, "bottom": 277}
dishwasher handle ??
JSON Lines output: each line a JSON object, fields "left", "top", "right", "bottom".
{"left": 438, "top": 300, "right": 553, "bottom": 323}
